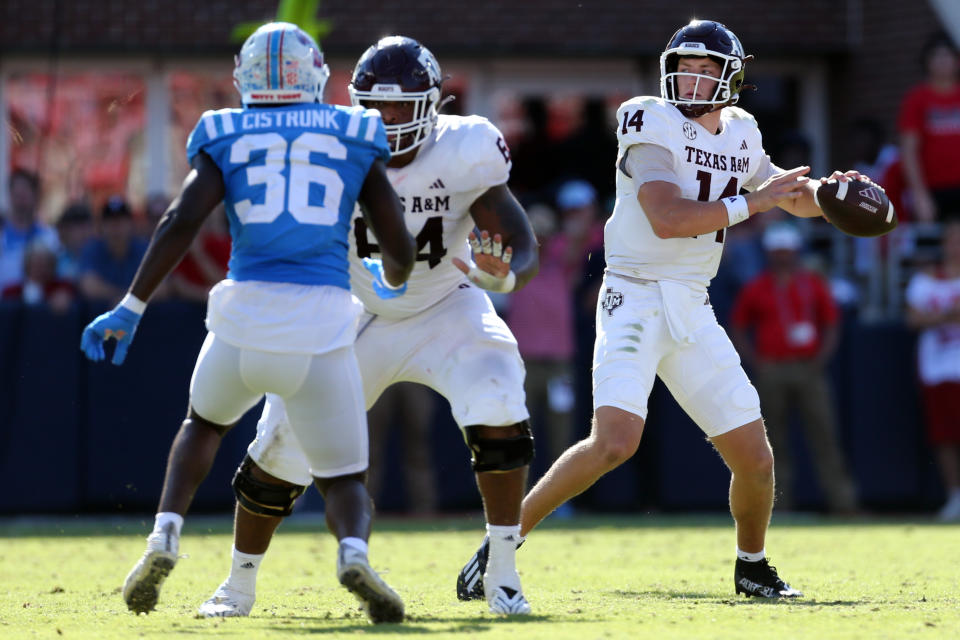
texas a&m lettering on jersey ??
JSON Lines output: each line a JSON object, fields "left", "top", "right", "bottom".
{"left": 684, "top": 145, "right": 751, "bottom": 174}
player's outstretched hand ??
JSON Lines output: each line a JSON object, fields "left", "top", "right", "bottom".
{"left": 80, "top": 305, "right": 142, "bottom": 365}
{"left": 452, "top": 230, "right": 517, "bottom": 293}
{"left": 362, "top": 257, "right": 408, "bottom": 299}
{"left": 748, "top": 165, "right": 811, "bottom": 212}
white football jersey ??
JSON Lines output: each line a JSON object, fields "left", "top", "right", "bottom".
{"left": 605, "top": 97, "right": 771, "bottom": 291}
{"left": 349, "top": 114, "right": 512, "bottom": 319}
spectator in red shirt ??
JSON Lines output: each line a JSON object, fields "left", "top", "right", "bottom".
{"left": 731, "top": 223, "right": 859, "bottom": 513}
{"left": 898, "top": 31, "right": 960, "bottom": 223}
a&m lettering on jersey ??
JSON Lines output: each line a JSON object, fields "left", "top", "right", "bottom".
{"left": 684, "top": 145, "right": 751, "bottom": 173}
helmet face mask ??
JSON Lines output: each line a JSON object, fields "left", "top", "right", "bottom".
{"left": 348, "top": 36, "right": 445, "bottom": 155}
{"left": 234, "top": 22, "right": 330, "bottom": 105}
{"left": 659, "top": 20, "right": 748, "bottom": 118}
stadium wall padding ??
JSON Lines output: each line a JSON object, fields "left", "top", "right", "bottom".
{"left": 0, "top": 302, "right": 940, "bottom": 515}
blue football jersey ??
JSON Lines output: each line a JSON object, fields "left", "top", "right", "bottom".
{"left": 186, "top": 103, "right": 390, "bottom": 289}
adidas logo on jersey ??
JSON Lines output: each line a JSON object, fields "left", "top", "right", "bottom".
{"left": 740, "top": 140, "right": 748, "bottom": 150}
{"left": 429, "top": 178, "right": 446, "bottom": 189}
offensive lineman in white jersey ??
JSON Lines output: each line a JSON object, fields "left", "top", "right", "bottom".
{"left": 458, "top": 19, "right": 879, "bottom": 600}
{"left": 198, "top": 36, "right": 539, "bottom": 618}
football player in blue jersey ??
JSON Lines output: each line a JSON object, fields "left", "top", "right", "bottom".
{"left": 197, "top": 36, "right": 539, "bottom": 618}
{"left": 79, "top": 22, "right": 415, "bottom": 622}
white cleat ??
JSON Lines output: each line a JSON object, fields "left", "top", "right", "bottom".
{"left": 123, "top": 523, "right": 179, "bottom": 614}
{"left": 197, "top": 583, "right": 255, "bottom": 618}
{"left": 336, "top": 544, "right": 404, "bottom": 624}
{"left": 485, "top": 580, "right": 532, "bottom": 615}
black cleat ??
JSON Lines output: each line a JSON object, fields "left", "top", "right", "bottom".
{"left": 734, "top": 558, "right": 803, "bottom": 598}
{"left": 456, "top": 536, "right": 489, "bottom": 601}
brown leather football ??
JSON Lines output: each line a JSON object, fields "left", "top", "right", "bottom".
{"left": 814, "top": 178, "right": 897, "bottom": 237}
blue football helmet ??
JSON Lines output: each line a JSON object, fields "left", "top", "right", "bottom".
{"left": 233, "top": 22, "right": 330, "bottom": 105}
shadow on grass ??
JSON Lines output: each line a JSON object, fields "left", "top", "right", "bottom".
{"left": 260, "top": 612, "right": 572, "bottom": 634}
{"left": 612, "top": 588, "right": 862, "bottom": 607}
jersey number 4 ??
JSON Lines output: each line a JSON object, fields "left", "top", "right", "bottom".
{"left": 355, "top": 216, "right": 447, "bottom": 268}
{"left": 621, "top": 109, "right": 644, "bottom": 134}
{"left": 695, "top": 170, "right": 739, "bottom": 244}
{"left": 230, "top": 132, "right": 347, "bottom": 226}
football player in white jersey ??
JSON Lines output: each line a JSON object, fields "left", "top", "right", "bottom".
{"left": 79, "top": 23, "right": 416, "bottom": 621}
{"left": 198, "top": 36, "right": 539, "bottom": 618}
{"left": 458, "top": 19, "right": 880, "bottom": 600}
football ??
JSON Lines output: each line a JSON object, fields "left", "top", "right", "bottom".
{"left": 814, "top": 177, "right": 897, "bottom": 238}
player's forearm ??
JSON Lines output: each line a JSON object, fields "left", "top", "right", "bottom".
{"left": 774, "top": 182, "right": 823, "bottom": 219}
{"left": 381, "top": 242, "right": 415, "bottom": 287}
{"left": 643, "top": 195, "right": 730, "bottom": 238}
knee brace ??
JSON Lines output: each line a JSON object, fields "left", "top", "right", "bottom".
{"left": 232, "top": 455, "right": 307, "bottom": 517}
{"left": 463, "top": 421, "right": 534, "bottom": 473}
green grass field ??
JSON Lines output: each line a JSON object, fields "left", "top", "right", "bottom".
{"left": 1, "top": 513, "right": 957, "bottom": 639}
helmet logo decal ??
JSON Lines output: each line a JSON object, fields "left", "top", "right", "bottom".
{"left": 417, "top": 49, "right": 442, "bottom": 84}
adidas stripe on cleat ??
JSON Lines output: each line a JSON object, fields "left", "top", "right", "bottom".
{"left": 197, "top": 583, "right": 255, "bottom": 617}
{"left": 734, "top": 558, "right": 803, "bottom": 598}
{"left": 456, "top": 536, "right": 489, "bottom": 601}
{"left": 486, "top": 584, "right": 532, "bottom": 615}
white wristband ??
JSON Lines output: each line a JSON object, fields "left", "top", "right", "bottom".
{"left": 119, "top": 293, "right": 147, "bottom": 315}
{"left": 381, "top": 275, "right": 405, "bottom": 291}
{"left": 722, "top": 195, "right": 750, "bottom": 227}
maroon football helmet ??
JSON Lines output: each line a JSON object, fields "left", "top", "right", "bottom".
{"left": 348, "top": 36, "right": 445, "bottom": 154}
{"left": 660, "top": 20, "right": 750, "bottom": 118}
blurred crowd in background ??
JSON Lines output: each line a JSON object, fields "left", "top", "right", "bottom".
{"left": 2, "top": 22, "right": 960, "bottom": 521}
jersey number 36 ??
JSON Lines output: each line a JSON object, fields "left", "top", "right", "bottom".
{"left": 230, "top": 132, "right": 347, "bottom": 226}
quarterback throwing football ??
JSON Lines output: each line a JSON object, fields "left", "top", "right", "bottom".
{"left": 459, "top": 19, "right": 876, "bottom": 600}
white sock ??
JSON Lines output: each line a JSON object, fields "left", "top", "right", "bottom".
{"left": 737, "top": 547, "right": 766, "bottom": 562}
{"left": 153, "top": 512, "right": 183, "bottom": 537}
{"left": 225, "top": 546, "right": 263, "bottom": 595}
{"left": 485, "top": 524, "right": 521, "bottom": 590}
{"left": 340, "top": 537, "right": 368, "bottom": 555}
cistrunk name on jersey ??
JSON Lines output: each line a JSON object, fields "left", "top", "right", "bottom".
{"left": 242, "top": 109, "right": 341, "bottom": 130}
{"left": 400, "top": 195, "right": 450, "bottom": 213}
{"left": 684, "top": 145, "right": 750, "bottom": 173}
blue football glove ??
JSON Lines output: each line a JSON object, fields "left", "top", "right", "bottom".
{"left": 362, "top": 257, "right": 407, "bottom": 299}
{"left": 80, "top": 305, "right": 142, "bottom": 365}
